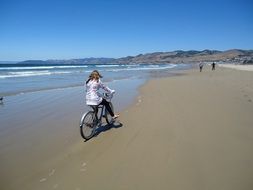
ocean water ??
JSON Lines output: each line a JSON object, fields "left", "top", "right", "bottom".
{"left": 0, "top": 63, "right": 188, "bottom": 96}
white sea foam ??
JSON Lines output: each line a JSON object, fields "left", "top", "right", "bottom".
{"left": 121, "top": 64, "right": 140, "bottom": 67}
{"left": 105, "top": 64, "right": 177, "bottom": 72}
{"left": 95, "top": 65, "right": 120, "bottom": 67}
{"left": 84, "top": 65, "right": 176, "bottom": 73}
{"left": 0, "top": 71, "right": 72, "bottom": 78}
{"left": 55, "top": 65, "right": 88, "bottom": 69}
{"left": 0, "top": 64, "right": 178, "bottom": 79}
{"left": 0, "top": 65, "right": 88, "bottom": 70}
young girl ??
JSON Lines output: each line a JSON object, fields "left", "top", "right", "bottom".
{"left": 85, "top": 70, "right": 119, "bottom": 119}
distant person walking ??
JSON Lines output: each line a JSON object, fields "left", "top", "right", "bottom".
{"left": 212, "top": 62, "right": 216, "bottom": 70}
{"left": 199, "top": 62, "right": 204, "bottom": 72}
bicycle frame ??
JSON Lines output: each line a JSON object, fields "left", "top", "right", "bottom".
{"left": 90, "top": 105, "right": 106, "bottom": 125}
{"left": 79, "top": 93, "right": 114, "bottom": 140}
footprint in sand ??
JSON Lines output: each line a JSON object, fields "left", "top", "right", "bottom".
{"left": 80, "top": 168, "right": 86, "bottom": 172}
{"left": 242, "top": 94, "right": 252, "bottom": 103}
{"left": 39, "top": 178, "right": 47, "bottom": 182}
{"left": 49, "top": 169, "right": 56, "bottom": 176}
{"left": 80, "top": 162, "right": 87, "bottom": 172}
{"left": 136, "top": 99, "right": 142, "bottom": 106}
{"left": 39, "top": 169, "right": 56, "bottom": 183}
{"left": 53, "top": 184, "right": 59, "bottom": 189}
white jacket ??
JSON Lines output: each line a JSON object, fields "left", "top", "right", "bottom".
{"left": 85, "top": 79, "right": 113, "bottom": 105}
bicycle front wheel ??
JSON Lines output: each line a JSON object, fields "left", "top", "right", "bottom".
{"left": 80, "top": 111, "right": 97, "bottom": 140}
{"left": 105, "top": 102, "right": 114, "bottom": 125}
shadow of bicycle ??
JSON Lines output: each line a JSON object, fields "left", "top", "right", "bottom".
{"left": 84, "top": 121, "right": 123, "bottom": 142}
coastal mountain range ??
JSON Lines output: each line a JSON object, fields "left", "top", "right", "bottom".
{"left": 17, "top": 49, "right": 253, "bottom": 65}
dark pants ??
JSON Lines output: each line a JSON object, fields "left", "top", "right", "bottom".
{"left": 92, "top": 99, "right": 114, "bottom": 118}
{"left": 100, "top": 99, "right": 114, "bottom": 116}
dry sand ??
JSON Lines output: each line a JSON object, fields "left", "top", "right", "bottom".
{"left": 219, "top": 63, "right": 253, "bottom": 71}
{"left": 1, "top": 65, "right": 253, "bottom": 190}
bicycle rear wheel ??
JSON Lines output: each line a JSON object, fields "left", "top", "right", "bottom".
{"left": 80, "top": 111, "right": 97, "bottom": 140}
{"left": 105, "top": 102, "right": 114, "bottom": 125}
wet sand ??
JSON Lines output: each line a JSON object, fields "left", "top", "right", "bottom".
{"left": 1, "top": 65, "right": 253, "bottom": 190}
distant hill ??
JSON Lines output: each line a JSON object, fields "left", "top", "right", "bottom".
{"left": 19, "top": 58, "right": 115, "bottom": 65}
{"left": 16, "top": 49, "right": 253, "bottom": 65}
{"left": 115, "top": 49, "right": 253, "bottom": 64}
{"left": 0, "top": 61, "right": 19, "bottom": 64}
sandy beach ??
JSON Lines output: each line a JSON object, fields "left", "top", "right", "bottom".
{"left": 219, "top": 63, "right": 253, "bottom": 71}
{"left": 1, "top": 65, "right": 253, "bottom": 190}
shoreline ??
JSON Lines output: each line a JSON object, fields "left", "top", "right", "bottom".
{"left": 1, "top": 66, "right": 253, "bottom": 190}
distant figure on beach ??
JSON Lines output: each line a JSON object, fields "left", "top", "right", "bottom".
{"left": 0, "top": 97, "right": 3, "bottom": 103}
{"left": 199, "top": 62, "right": 204, "bottom": 72}
{"left": 85, "top": 70, "right": 119, "bottom": 119}
{"left": 212, "top": 62, "right": 216, "bottom": 70}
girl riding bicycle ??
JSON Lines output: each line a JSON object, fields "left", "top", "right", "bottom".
{"left": 85, "top": 70, "right": 119, "bottom": 119}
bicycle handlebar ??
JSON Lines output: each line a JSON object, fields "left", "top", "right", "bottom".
{"left": 103, "top": 91, "right": 114, "bottom": 101}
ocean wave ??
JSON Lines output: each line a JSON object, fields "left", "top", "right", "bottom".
{"left": 121, "top": 64, "right": 140, "bottom": 67}
{"left": 95, "top": 65, "right": 120, "bottom": 67}
{"left": 0, "top": 65, "right": 88, "bottom": 70}
{"left": 0, "top": 71, "right": 72, "bottom": 78}
{"left": 55, "top": 65, "right": 88, "bottom": 69}
{"left": 105, "top": 64, "right": 177, "bottom": 72}
{"left": 0, "top": 64, "right": 178, "bottom": 78}
{"left": 84, "top": 64, "right": 176, "bottom": 73}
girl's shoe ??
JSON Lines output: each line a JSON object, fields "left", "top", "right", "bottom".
{"left": 113, "top": 114, "right": 120, "bottom": 119}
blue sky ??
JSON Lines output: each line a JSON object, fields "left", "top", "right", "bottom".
{"left": 0, "top": 0, "right": 252, "bottom": 61}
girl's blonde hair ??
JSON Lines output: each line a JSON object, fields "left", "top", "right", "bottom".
{"left": 86, "top": 70, "right": 102, "bottom": 84}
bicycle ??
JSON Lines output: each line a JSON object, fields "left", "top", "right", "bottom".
{"left": 79, "top": 93, "right": 115, "bottom": 140}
